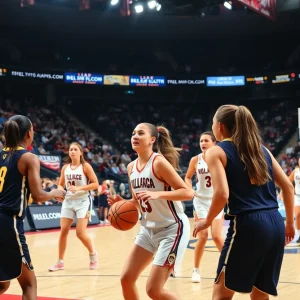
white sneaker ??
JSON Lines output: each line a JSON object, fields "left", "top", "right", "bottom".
{"left": 191, "top": 268, "right": 201, "bottom": 283}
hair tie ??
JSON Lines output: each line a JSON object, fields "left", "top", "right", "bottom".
{"left": 157, "top": 128, "right": 161, "bottom": 133}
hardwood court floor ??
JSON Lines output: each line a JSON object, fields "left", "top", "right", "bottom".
{"left": 7, "top": 219, "right": 300, "bottom": 300}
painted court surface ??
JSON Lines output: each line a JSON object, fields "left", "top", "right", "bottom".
{"left": 6, "top": 220, "right": 300, "bottom": 299}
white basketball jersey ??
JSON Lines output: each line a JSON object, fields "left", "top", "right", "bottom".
{"left": 64, "top": 164, "right": 89, "bottom": 200}
{"left": 130, "top": 152, "right": 185, "bottom": 228}
{"left": 294, "top": 168, "right": 300, "bottom": 196}
{"left": 195, "top": 153, "right": 213, "bottom": 199}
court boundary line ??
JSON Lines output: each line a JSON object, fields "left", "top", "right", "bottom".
{"left": 35, "top": 274, "right": 300, "bottom": 285}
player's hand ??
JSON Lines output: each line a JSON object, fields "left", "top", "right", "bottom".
{"left": 108, "top": 194, "right": 123, "bottom": 206}
{"left": 285, "top": 223, "right": 295, "bottom": 245}
{"left": 193, "top": 219, "right": 210, "bottom": 237}
{"left": 137, "top": 191, "right": 160, "bottom": 202}
{"left": 68, "top": 186, "right": 81, "bottom": 193}
{"left": 51, "top": 189, "right": 66, "bottom": 202}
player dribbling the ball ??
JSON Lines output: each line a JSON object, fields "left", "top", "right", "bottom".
{"left": 108, "top": 123, "right": 193, "bottom": 300}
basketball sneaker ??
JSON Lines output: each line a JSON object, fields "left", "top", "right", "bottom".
{"left": 48, "top": 260, "right": 64, "bottom": 272}
{"left": 89, "top": 251, "right": 98, "bottom": 270}
{"left": 191, "top": 268, "right": 201, "bottom": 283}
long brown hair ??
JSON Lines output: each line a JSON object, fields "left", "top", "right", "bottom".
{"left": 65, "top": 142, "right": 86, "bottom": 164}
{"left": 215, "top": 105, "right": 270, "bottom": 185}
{"left": 143, "top": 123, "right": 181, "bottom": 171}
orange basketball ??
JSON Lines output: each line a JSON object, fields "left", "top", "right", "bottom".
{"left": 107, "top": 200, "right": 139, "bottom": 231}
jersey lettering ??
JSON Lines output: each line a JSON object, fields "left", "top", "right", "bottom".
{"left": 139, "top": 199, "right": 152, "bottom": 213}
{"left": 131, "top": 177, "right": 155, "bottom": 189}
{"left": 67, "top": 180, "right": 76, "bottom": 187}
{"left": 205, "top": 175, "right": 212, "bottom": 188}
{"left": 0, "top": 166, "right": 8, "bottom": 192}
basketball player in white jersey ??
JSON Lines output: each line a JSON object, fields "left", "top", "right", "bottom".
{"left": 288, "top": 157, "right": 300, "bottom": 243}
{"left": 185, "top": 132, "right": 224, "bottom": 283}
{"left": 48, "top": 142, "right": 99, "bottom": 271}
{"left": 108, "top": 123, "right": 193, "bottom": 300}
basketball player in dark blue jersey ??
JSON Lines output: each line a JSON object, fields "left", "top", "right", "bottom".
{"left": 0, "top": 115, "right": 65, "bottom": 299}
{"left": 193, "top": 105, "right": 295, "bottom": 300}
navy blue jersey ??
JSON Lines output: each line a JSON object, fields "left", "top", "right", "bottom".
{"left": 0, "top": 147, "right": 31, "bottom": 219}
{"left": 217, "top": 140, "right": 278, "bottom": 216}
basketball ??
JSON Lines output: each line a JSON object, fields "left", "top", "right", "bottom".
{"left": 107, "top": 200, "right": 139, "bottom": 231}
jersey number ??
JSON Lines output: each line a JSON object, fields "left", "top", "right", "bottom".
{"left": 139, "top": 199, "right": 152, "bottom": 213}
{"left": 0, "top": 166, "right": 8, "bottom": 193}
{"left": 205, "top": 176, "right": 212, "bottom": 188}
{"left": 68, "top": 181, "right": 75, "bottom": 187}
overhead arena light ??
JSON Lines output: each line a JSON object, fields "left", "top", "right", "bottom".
{"left": 223, "top": 1, "right": 232, "bottom": 10}
{"left": 111, "top": 0, "right": 119, "bottom": 5}
{"left": 134, "top": 4, "right": 144, "bottom": 13}
{"left": 156, "top": 3, "right": 161, "bottom": 11}
{"left": 147, "top": 0, "right": 156, "bottom": 9}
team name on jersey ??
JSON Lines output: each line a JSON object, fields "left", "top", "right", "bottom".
{"left": 131, "top": 178, "right": 155, "bottom": 189}
{"left": 198, "top": 167, "right": 209, "bottom": 175}
{"left": 66, "top": 174, "right": 82, "bottom": 181}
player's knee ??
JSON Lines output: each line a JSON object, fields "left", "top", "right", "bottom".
{"left": 76, "top": 230, "right": 85, "bottom": 240}
{"left": 146, "top": 284, "right": 160, "bottom": 299}
{"left": 212, "top": 234, "right": 223, "bottom": 244}
{"left": 60, "top": 227, "right": 70, "bottom": 237}
{"left": 197, "top": 230, "right": 208, "bottom": 240}
{"left": 120, "top": 272, "right": 135, "bottom": 288}
{"left": 20, "top": 277, "right": 37, "bottom": 294}
{"left": 0, "top": 281, "right": 10, "bottom": 294}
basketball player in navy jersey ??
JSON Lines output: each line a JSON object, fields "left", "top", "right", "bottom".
{"left": 0, "top": 115, "right": 65, "bottom": 299}
{"left": 109, "top": 123, "right": 193, "bottom": 300}
{"left": 193, "top": 105, "right": 295, "bottom": 299}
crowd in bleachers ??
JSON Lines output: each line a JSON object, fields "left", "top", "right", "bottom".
{"left": 1, "top": 96, "right": 299, "bottom": 206}
{"left": 279, "top": 141, "right": 300, "bottom": 175}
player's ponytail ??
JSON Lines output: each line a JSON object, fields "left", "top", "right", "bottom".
{"left": 4, "top": 115, "right": 32, "bottom": 151}
{"left": 143, "top": 123, "right": 181, "bottom": 171}
{"left": 215, "top": 105, "right": 270, "bottom": 185}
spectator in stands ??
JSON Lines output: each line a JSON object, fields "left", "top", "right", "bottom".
{"left": 97, "top": 180, "right": 110, "bottom": 224}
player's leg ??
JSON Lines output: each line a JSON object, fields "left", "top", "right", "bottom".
{"left": 76, "top": 217, "right": 94, "bottom": 253}
{"left": 0, "top": 281, "right": 10, "bottom": 294}
{"left": 17, "top": 218, "right": 37, "bottom": 299}
{"left": 193, "top": 223, "right": 208, "bottom": 282}
{"left": 121, "top": 244, "right": 154, "bottom": 300}
{"left": 192, "top": 198, "right": 210, "bottom": 282}
{"left": 147, "top": 266, "right": 178, "bottom": 300}
{"left": 59, "top": 217, "right": 74, "bottom": 259}
{"left": 211, "top": 215, "right": 224, "bottom": 252}
{"left": 17, "top": 263, "right": 37, "bottom": 300}
{"left": 213, "top": 271, "right": 235, "bottom": 300}
{"left": 48, "top": 216, "right": 73, "bottom": 271}
{"left": 295, "top": 195, "right": 300, "bottom": 242}
{"left": 76, "top": 203, "right": 98, "bottom": 269}
{"left": 250, "top": 287, "right": 269, "bottom": 300}
{"left": 147, "top": 215, "right": 190, "bottom": 299}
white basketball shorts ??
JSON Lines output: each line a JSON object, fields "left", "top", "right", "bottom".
{"left": 134, "top": 214, "right": 190, "bottom": 272}
{"left": 193, "top": 196, "right": 223, "bottom": 219}
{"left": 60, "top": 198, "right": 91, "bottom": 220}
{"left": 295, "top": 194, "right": 300, "bottom": 207}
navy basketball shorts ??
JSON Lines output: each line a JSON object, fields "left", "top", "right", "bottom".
{"left": 0, "top": 212, "right": 34, "bottom": 282}
{"left": 215, "top": 209, "right": 285, "bottom": 296}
